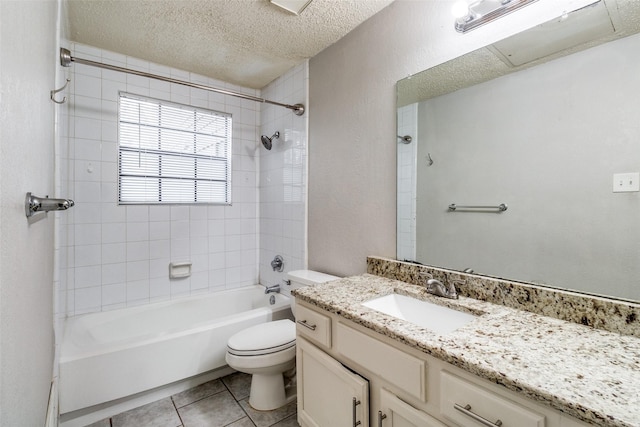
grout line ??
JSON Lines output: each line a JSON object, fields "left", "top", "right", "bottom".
{"left": 171, "top": 396, "right": 185, "bottom": 427}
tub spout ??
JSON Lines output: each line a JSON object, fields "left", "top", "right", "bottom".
{"left": 265, "top": 284, "right": 281, "bottom": 294}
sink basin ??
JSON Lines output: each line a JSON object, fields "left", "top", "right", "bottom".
{"left": 361, "top": 293, "right": 476, "bottom": 335}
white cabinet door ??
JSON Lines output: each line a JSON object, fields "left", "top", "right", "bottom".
{"left": 379, "top": 388, "right": 447, "bottom": 427}
{"left": 297, "top": 337, "right": 369, "bottom": 427}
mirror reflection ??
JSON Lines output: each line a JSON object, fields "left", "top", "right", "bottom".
{"left": 396, "top": 1, "right": 640, "bottom": 302}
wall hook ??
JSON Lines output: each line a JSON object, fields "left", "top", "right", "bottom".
{"left": 50, "top": 78, "right": 70, "bottom": 104}
{"left": 426, "top": 153, "right": 434, "bottom": 166}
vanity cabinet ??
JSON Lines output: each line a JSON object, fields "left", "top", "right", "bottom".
{"left": 379, "top": 388, "right": 447, "bottom": 427}
{"left": 295, "top": 300, "right": 593, "bottom": 427}
{"left": 297, "top": 337, "right": 369, "bottom": 427}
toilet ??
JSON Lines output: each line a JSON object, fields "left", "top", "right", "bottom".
{"left": 225, "top": 269, "right": 339, "bottom": 411}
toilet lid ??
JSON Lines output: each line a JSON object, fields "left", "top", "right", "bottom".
{"left": 227, "top": 319, "right": 295, "bottom": 356}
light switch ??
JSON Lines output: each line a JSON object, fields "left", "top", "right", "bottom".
{"left": 613, "top": 173, "right": 640, "bottom": 193}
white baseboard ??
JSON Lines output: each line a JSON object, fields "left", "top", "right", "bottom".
{"left": 59, "top": 366, "right": 234, "bottom": 427}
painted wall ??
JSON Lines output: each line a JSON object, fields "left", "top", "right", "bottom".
{"left": 59, "top": 43, "right": 308, "bottom": 316}
{"left": 415, "top": 32, "right": 640, "bottom": 300}
{"left": 0, "top": 1, "right": 58, "bottom": 425}
{"left": 307, "top": 0, "right": 598, "bottom": 276}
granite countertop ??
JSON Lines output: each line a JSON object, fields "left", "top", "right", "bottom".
{"left": 292, "top": 274, "right": 640, "bottom": 427}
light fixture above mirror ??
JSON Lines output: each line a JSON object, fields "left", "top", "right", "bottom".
{"left": 270, "top": 0, "right": 313, "bottom": 15}
{"left": 453, "top": 0, "right": 539, "bottom": 33}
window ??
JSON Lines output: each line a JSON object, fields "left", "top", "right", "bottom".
{"left": 118, "top": 93, "right": 232, "bottom": 204}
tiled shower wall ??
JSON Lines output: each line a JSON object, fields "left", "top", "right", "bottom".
{"left": 58, "top": 43, "right": 307, "bottom": 317}
{"left": 259, "top": 62, "right": 309, "bottom": 293}
{"left": 396, "top": 103, "right": 417, "bottom": 262}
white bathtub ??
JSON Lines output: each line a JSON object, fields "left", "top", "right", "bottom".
{"left": 59, "top": 285, "right": 291, "bottom": 414}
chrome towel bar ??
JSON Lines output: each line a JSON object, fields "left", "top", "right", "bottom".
{"left": 448, "top": 203, "right": 507, "bottom": 212}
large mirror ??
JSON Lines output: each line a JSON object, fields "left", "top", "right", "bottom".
{"left": 397, "top": 0, "right": 640, "bottom": 302}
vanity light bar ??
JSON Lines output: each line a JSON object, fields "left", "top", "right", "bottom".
{"left": 455, "top": 0, "right": 539, "bottom": 33}
{"left": 270, "top": 0, "right": 312, "bottom": 15}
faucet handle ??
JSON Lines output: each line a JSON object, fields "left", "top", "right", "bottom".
{"left": 418, "top": 271, "right": 433, "bottom": 280}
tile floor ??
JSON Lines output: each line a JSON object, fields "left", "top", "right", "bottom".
{"left": 86, "top": 372, "right": 299, "bottom": 427}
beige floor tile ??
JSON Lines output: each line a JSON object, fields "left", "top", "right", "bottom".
{"left": 226, "top": 417, "right": 256, "bottom": 427}
{"left": 221, "top": 372, "right": 252, "bottom": 401}
{"left": 84, "top": 418, "right": 111, "bottom": 427}
{"left": 239, "top": 399, "right": 297, "bottom": 427}
{"left": 111, "top": 397, "right": 181, "bottom": 427}
{"left": 270, "top": 414, "right": 300, "bottom": 427}
{"left": 178, "top": 390, "right": 245, "bottom": 427}
{"left": 172, "top": 379, "right": 227, "bottom": 408}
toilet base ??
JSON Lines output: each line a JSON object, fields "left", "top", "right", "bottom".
{"left": 248, "top": 372, "right": 297, "bottom": 411}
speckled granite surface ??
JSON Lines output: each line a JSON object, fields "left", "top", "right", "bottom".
{"left": 292, "top": 274, "right": 640, "bottom": 427}
{"left": 367, "top": 256, "right": 640, "bottom": 338}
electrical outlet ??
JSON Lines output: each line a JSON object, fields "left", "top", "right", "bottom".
{"left": 613, "top": 172, "right": 640, "bottom": 193}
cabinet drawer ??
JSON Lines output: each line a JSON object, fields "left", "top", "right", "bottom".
{"left": 337, "top": 322, "right": 426, "bottom": 401}
{"left": 295, "top": 304, "right": 331, "bottom": 348}
{"left": 441, "top": 371, "right": 545, "bottom": 427}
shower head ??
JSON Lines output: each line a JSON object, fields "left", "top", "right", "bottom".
{"left": 261, "top": 131, "right": 280, "bottom": 150}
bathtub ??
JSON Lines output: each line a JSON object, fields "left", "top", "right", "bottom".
{"left": 59, "top": 285, "right": 291, "bottom": 414}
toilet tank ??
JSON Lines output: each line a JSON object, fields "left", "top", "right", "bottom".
{"left": 286, "top": 270, "right": 340, "bottom": 316}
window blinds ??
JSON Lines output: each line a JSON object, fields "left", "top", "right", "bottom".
{"left": 118, "top": 93, "right": 232, "bottom": 204}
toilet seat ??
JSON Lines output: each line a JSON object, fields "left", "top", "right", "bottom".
{"left": 227, "top": 319, "right": 295, "bottom": 357}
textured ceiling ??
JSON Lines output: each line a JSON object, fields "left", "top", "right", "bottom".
{"left": 66, "top": 0, "right": 394, "bottom": 89}
{"left": 397, "top": 0, "right": 640, "bottom": 106}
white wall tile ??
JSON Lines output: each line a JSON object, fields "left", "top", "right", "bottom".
{"left": 126, "top": 260, "right": 149, "bottom": 282}
{"left": 61, "top": 44, "right": 306, "bottom": 316}
{"left": 102, "top": 223, "right": 126, "bottom": 244}
{"left": 149, "top": 258, "right": 169, "bottom": 278}
{"left": 127, "top": 222, "right": 149, "bottom": 242}
{"left": 102, "top": 243, "right": 126, "bottom": 264}
{"left": 75, "top": 244, "right": 101, "bottom": 267}
{"left": 74, "top": 224, "right": 101, "bottom": 246}
{"left": 74, "top": 266, "right": 102, "bottom": 288}
{"left": 126, "top": 279, "right": 150, "bottom": 303}
{"left": 150, "top": 239, "right": 170, "bottom": 259}
{"left": 149, "top": 221, "right": 170, "bottom": 241}
{"left": 102, "top": 263, "right": 126, "bottom": 285}
{"left": 102, "top": 283, "right": 126, "bottom": 306}
{"left": 126, "top": 241, "right": 149, "bottom": 262}
{"left": 150, "top": 276, "right": 170, "bottom": 301}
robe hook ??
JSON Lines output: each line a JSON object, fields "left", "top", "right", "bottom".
{"left": 50, "top": 78, "right": 71, "bottom": 104}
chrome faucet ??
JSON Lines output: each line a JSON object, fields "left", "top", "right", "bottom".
{"left": 265, "top": 284, "right": 281, "bottom": 294}
{"left": 426, "top": 278, "right": 458, "bottom": 299}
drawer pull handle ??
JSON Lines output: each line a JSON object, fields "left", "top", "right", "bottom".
{"left": 296, "top": 319, "right": 317, "bottom": 331}
{"left": 378, "top": 411, "right": 387, "bottom": 427}
{"left": 454, "top": 403, "right": 503, "bottom": 427}
{"left": 352, "top": 397, "right": 361, "bottom": 427}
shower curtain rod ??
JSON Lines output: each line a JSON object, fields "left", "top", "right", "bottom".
{"left": 59, "top": 48, "right": 305, "bottom": 116}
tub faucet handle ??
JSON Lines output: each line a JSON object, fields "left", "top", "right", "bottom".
{"left": 271, "top": 255, "right": 284, "bottom": 272}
